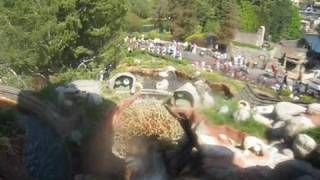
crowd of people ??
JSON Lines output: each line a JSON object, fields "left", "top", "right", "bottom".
{"left": 124, "top": 36, "right": 320, "bottom": 99}
{"left": 125, "top": 36, "right": 249, "bottom": 80}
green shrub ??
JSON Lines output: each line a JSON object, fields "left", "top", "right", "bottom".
{"left": 303, "top": 128, "right": 320, "bottom": 144}
{"left": 300, "top": 95, "right": 318, "bottom": 104}
{"left": 146, "top": 30, "right": 160, "bottom": 40}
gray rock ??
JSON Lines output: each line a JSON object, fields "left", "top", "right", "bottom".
{"left": 69, "top": 80, "right": 102, "bottom": 95}
{"left": 282, "top": 149, "right": 294, "bottom": 159}
{"left": 243, "top": 136, "right": 265, "bottom": 155}
{"left": 284, "top": 116, "right": 316, "bottom": 138}
{"left": 253, "top": 105, "right": 275, "bottom": 115}
{"left": 202, "top": 92, "right": 215, "bottom": 107}
{"left": 270, "top": 160, "right": 320, "bottom": 180}
{"left": 69, "top": 80, "right": 103, "bottom": 104}
{"left": 233, "top": 108, "right": 251, "bottom": 122}
{"left": 172, "top": 83, "right": 201, "bottom": 107}
{"left": 156, "top": 79, "right": 169, "bottom": 90}
{"left": 253, "top": 114, "right": 274, "bottom": 127}
{"left": 194, "top": 80, "right": 210, "bottom": 93}
{"left": 293, "top": 134, "right": 317, "bottom": 158}
{"left": 218, "top": 105, "right": 229, "bottom": 114}
{"left": 275, "top": 102, "right": 307, "bottom": 121}
{"left": 308, "top": 103, "right": 320, "bottom": 115}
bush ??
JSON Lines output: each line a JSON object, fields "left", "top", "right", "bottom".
{"left": 125, "top": 12, "right": 143, "bottom": 32}
{"left": 185, "top": 33, "right": 208, "bottom": 47}
{"left": 300, "top": 95, "right": 318, "bottom": 104}
{"left": 303, "top": 128, "right": 320, "bottom": 144}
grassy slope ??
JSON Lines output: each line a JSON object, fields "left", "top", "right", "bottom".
{"left": 202, "top": 99, "right": 268, "bottom": 139}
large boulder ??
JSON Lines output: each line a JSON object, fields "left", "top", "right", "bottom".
{"left": 308, "top": 103, "right": 320, "bottom": 116}
{"left": 253, "top": 114, "right": 274, "bottom": 128}
{"left": 283, "top": 116, "right": 316, "bottom": 139}
{"left": 69, "top": 80, "right": 103, "bottom": 105}
{"left": 270, "top": 121, "right": 286, "bottom": 140}
{"left": 233, "top": 108, "right": 251, "bottom": 122}
{"left": 293, "top": 134, "right": 317, "bottom": 158}
{"left": 202, "top": 92, "right": 215, "bottom": 107}
{"left": 275, "top": 102, "right": 307, "bottom": 121}
{"left": 253, "top": 105, "right": 274, "bottom": 115}
{"left": 270, "top": 160, "right": 320, "bottom": 180}
{"left": 69, "top": 80, "right": 102, "bottom": 95}
{"left": 243, "top": 136, "right": 265, "bottom": 156}
{"left": 172, "top": 83, "right": 201, "bottom": 107}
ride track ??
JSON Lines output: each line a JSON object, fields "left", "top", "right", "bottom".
{"left": 239, "top": 84, "right": 309, "bottom": 107}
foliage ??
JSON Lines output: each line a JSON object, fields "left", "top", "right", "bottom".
{"left": 216, "top": 0, "right": 239, "bottom": 45}
{"left": 0, "top": 0, "right": 127, "bottom": 73}
{"left": 268, "top": 0, "right": 301, "bottom": 41}
{"left": 286, "top": 6, "right": 302, "bottom": 40}
{"left": 128, "top": 0, "right": 152, "bottom": 19}
{"left": 185, "top": 33, "right": 208, "bottom": 46}
{"left": 303, "top": 128, "right": 320, "bottom": 144}
{"left": 203, "top": 99, "right": 268, "bottom": 139}
{"left": 300, "top": 95, "right": 318, "bottom": 104}
{"left": 145, "top": 31, "right": 173, "bottom": 41}
{"left": 153, "top": 0, "right": 169, "bottom": 32}
{"left": 239, "top": 1, "right": 259, "bottom": 32}
{"left": 125, "top": 12, "right": 144, "bottom": 32}
{"left": 167, "top": 0, "right": 198, "bottom": 40}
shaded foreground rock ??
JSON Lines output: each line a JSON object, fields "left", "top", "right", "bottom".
{"left": 293, "top": 134, "right": 317, "bottom": 158}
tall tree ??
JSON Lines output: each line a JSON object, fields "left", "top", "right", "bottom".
{"left": 128, "top": 0, "right": 152, "bottom": 19}
{"left": 153, "top": 0, "right": 169, "bottom": 32}
{"left": 216, "top": 0, "right": 239, "bottom": 45}
{"left": 239, "top": 0, "right": 259, "bottom": 32}
{"left": 167, "top": 0, "right": 198, "bottom": 40}
{"left": 285, "top": 6, "right": 302, "bottom": 40}
{"left": 0, "top": 0, "right": 127, "bottom": 73}
{"left": 269, "top": 0, "right": 299, "bottom": 41}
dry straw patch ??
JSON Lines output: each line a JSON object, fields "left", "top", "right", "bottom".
{"left": 112, "top": 98, "right": 184, "bottom": 158}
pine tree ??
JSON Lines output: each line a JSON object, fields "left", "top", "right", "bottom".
{"left": 216, "top": 0, "right": 239, "bottom": 45}
{"left": 167, "top": 0, "right": 198, "bottom": 40}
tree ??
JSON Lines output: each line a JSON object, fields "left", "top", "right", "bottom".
{"left": 0, "top": 0, "right": 127, "bottom": 73}
{"left": 128, "top": 0, "right": 152, "bottom": 19}
{"left": 196, "top": 0, "right": 220, "bottom": 33}
{"left": 153, "top": 0, "right": 169, "bottom": 32}
{"left": 239, "top": 0, "right": 259, "bottom": 32}
{"left": 216, "top": 0, "right": 240, "bottom": 45}
{"left": 125, "top": 12, "right": 143, "bottom": 32}
{"left": 286, "top": 6, "right": 302, "bottom": 40}
{"left": 268, "top": 0, "right": 300, "bottom": 41}
{"left": 167, "top": 0, "right": 198, "bottom": 40}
